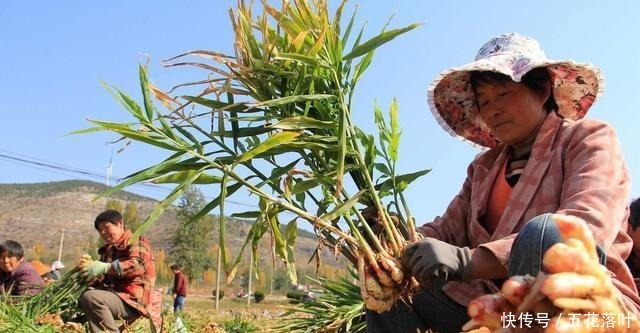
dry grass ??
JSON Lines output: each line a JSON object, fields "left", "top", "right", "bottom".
{"left": 128, "top": 293, "right": 295, "bottom": 332}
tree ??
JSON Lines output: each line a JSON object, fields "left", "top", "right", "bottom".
{"left": 105, "top": 199, "right": 123, "bottom": 212}
{"left": 105, "top": 199, "right": 140, "bottom": 231}
{"left": 30, "top": 243, "right": 46, "bottom": 261}
{"left": 170, "top": 186, "right": 211, "bottom": 283}
{"left": 273, "top": 268, "right": 290, "bottom": 291}
{"left": 80, "top": 235, "right": 100, "bottom": 260}
{"left": 155, "top": 249, "right": 171, "bottom": 285}
{"left": 123, "top": 202, "right": 141, "bottom": 232}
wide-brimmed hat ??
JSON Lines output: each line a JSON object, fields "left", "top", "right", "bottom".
{"left": 427, "top": 32, "right": 604, "bottom": 148}
{"left": 30, "top": 260, "right": 51, "bottom": 276}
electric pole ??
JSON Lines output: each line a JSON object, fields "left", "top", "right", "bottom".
{"left": 57, "top": 229, "right": 65, "bottom": 261}
{"left": 215, "top": 247, "right": 222, "bottom": 310}
{"left": 247, "top": 250, "right": 253, "bottom": 307}
{"left": 106, "top": 151, "right": 113, "bottom": 186}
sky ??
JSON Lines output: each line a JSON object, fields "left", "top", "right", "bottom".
{"left": 1, "top": 1, "right": 639, "bottom": 227}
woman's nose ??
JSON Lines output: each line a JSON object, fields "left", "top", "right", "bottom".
{"left": 481, "top": 104, "right": 502, "bottom": 120}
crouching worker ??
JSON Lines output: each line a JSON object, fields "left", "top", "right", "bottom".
{"left": 0, "top": 240, "right": 44, "bottom": 297}
{"left": 79, "top": 209, "right": 156, "bottom": 333}
{"left": 366, "top": 33, "right": 640, "bottom": 333}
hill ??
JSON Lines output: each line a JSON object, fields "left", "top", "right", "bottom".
{"left": 0, "top": 180, "right": 340, "bottom": 274}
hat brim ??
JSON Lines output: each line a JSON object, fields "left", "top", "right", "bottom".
{"left": 427, "top": 55, "right": 605, "bottom": 148}
{"left": 30, "top": 261, "right": 51, "bottom": 276}
{"left": 52, "top": 261, "right": 65, "bottom": 269}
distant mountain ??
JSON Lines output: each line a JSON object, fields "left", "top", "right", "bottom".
{"left": 0, "top": 180, "right": 333, "bottom": 269}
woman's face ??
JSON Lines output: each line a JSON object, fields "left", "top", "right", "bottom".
{"left": 475, "top": 80, "right": 547, "bottom": 145}
{"left": 97, "top": 220, "right": 125, "bottom": 245}
{"left": 0, "top": 252, "right": 21, "bottom": 273}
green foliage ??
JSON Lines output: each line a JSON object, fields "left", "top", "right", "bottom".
{"left": 170, "top": 186, "right": 212, "bottom": 282}
{"left": 273, "top": 269, "right": 290, "bottom": 291}
{"left": 286, "top": 291, "right": 303, "bottom": 300}
{"left": 124, "top": 201, "right": 142, "bottom": 232}
{"left": 84, "top": 234, "right": 101, "bottom": 260}
{"left": 211, "top": 289, "right": 225, "bottom": 299}
{"left": 222, "top": 314, "right": 259, "bottom": 333}
{"left": 81, "top": 0, "right": 426, "bottom": 296}
{"left": 0, "top": 267, "right": 88, "bottom": 331}
{"left": 105, "top": 199, "right": 142, "bottom": 233}
{"left": 253, "top": 290, "right": 265, "bottom": 303}
{"left": 105, "top": 198, "right": 123, "bottom": 212}
{"left": 275, "top": 274, "right": 365, "bottom": 333}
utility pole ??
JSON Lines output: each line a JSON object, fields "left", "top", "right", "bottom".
{"left": 215, "top": 247, "right": 222, "bottom": 310}
{"left": 270, "top": 268, "right": 274, "bottom": 295}
{"left": 106, "top": 151, "right": 113, "bottom": 186}
{"left": 247, "top": 250, "right": 253, "bottom": 307}
{"left": 57, "top": 229, "right": 65, "bottom": 261}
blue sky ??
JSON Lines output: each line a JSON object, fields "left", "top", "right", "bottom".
{"left": 1, "top": 1, "right": 639, "bottom": 225}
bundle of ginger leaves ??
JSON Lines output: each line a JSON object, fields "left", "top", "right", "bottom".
{"left": 77, "top": 0, "right": 427, "bottom": 314}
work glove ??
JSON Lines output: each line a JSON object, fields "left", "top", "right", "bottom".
{"left": 81, "top": 261, "right": 111, "bottom": 281}
{"left": 401, "top": 237, "right": 472, "bottom": 288}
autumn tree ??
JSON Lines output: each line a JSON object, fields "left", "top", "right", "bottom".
{"left": 203, "top": 269, "right": 216, "bottom": 287}
{"left": 79, "top": 235, "right": 100, "bottom": 260}
{"left": 105, "top": 199, "right": 141, "bottom": 232}
{"left": 170, "top": 186, "right": 212, "bottom": 283}
{"left": 123, "top": 201, "right": 141, "bottom": 232}
{"left": 30, "top": 243, "right": 46, "bottom": 261}
{"left": 105, "top": 198, "right": 123, "bottom": 212}
{"left": 155, "top": 249, "right": 172, "bottom": 284}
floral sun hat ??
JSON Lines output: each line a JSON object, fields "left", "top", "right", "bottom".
{"left": 427, "top": 32, "right": 604, "bottom": 148}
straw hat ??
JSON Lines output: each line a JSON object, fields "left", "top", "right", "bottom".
{"left": 427, "top": 32, "right": 604, "bottom": 148}
{"left": 30, "top": 260, "right": 51, "bottom": 276}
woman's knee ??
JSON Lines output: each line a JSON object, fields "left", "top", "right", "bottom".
{"left": 79, "top": 289, "right": 103, "bottom": 310}
{"left": 509, "top": 214, "right": 605, "bottom": 276}
{"left": 518, "top": 214, "right": 561, "bottom": 244}
{"left": 508, "top": 214, "right": 561, "bottom": 276}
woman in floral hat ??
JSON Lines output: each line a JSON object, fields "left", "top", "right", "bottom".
{"left": 366, "top": 33, "right": 639, "bottom": 333}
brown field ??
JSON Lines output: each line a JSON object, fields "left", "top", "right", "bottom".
{"left": 138, "top": 290, "right": 300, "bottom": 333}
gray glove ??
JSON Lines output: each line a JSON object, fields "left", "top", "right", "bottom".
{"left": 401, "top": 237, "right": 473, "bottom": 288}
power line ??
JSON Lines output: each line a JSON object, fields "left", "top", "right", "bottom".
{"left": 0, "top": 149, "right": 257, "bottom": 209}
{"left": 0, "top": 151, "right": 170, "bottom": 198}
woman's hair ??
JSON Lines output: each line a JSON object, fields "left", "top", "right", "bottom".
{"left": 470, "top": 67, "right": 559, "bottom": 112}
{"left": 170, "top": 264, "right": 182, "bottom": 270}
{"left": 630, "top": 198, "right": 640, "bottom": 229}
{"left": 0, "top": 240, "right": 24, "bottom": 259}
{"left": 94, "top": 209, "right": 123, "bottom": 230}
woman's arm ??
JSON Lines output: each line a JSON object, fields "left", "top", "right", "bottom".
{"left": 110, "top": 238, "right": 153, "bottom": 279}
{"left": 555, "top": 120, "right": 630, "bottom": 251}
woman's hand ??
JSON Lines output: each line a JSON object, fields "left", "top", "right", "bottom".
{"left": 400, "top": 237, "right": 472, "bottom": 288}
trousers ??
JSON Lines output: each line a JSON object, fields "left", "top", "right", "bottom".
{"left": 365, "top": 213, "right": 605, "bottom": 333}
{"left": 79, "top": 288, "right": 140, "bottom": 333}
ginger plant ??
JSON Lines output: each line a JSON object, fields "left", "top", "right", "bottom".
{"left": 76, "top": 0, "right": 425, "bottom": 312}
{"left": 464, "top": 215, "right": 640, "bottom": 333}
